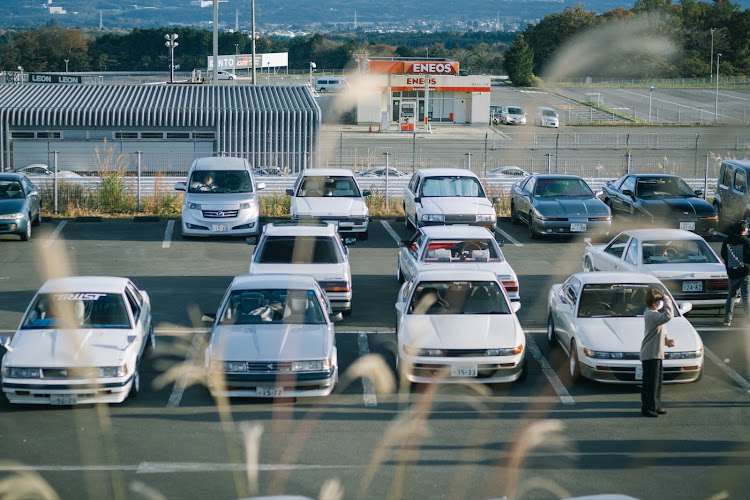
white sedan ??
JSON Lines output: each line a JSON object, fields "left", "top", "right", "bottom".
{"left": 204, "top": 274, "right": 341, "bottom": 398}
{"left": 397, "top": 225, "right": 520, "bottom": 303}
{"left": 582, "top": 229, "right": 729, "bottom": 309}
{"left": 547, "top": 272, "right": 704, "bottom": 384}
{"left": 396, "top": 269, "right": 526, "bottom": 385}
{"left": 1, "top": 276, "right": 154, "bottom": 405}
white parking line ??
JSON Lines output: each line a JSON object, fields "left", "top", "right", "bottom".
{"left": 42, "top": 220, "right": 67, "bottom": 249}
{"left": 704, "top": 346, "right": 750, "bottom": 396}
{"left": 495, "top": 227, "right": 523, "bottom": 247}
{"left": 0, "top": 462, "right": 364, "bottom": 473}
{"left": 381, "top": 220, "right": 401, "bottom": 244}
{"left": 166, "top": 330, "right": 206, "bottom": 408}
{"left": 358, "top": 332, "right": 378, "bottom": 407}
{"left": 525, "top": 332, "right": 575, "bottom": 405}
{"left": 162, "top": 220, "right": 175, "bottom": 249}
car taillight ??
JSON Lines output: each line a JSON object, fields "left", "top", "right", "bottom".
{"left": 502, "top": 281, "right": 519, "bottom": 292}
{"left": 319, "top": 280, "right": 350, "bottom": 292}
{"left": 707, "top": 279, "right": 728, "bottom": 291}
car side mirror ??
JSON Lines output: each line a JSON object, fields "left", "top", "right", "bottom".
{"left": 329, "top": 311, "right": 343, "bottom": 323}
{"left": 694, "top": 189, "right": 703, "bottom": 197}
{"left": 678, "top": 302, "right": 693, "bottom": 315}
{"left": 285, "top": 188, "right": 295, "bottom": 196}
{"left": 174, "top": 181, "right": 186, "bottom": 191}
{"left": 395, "top": 302, "right": 406, "bottom": 313}
{"left": 414, "top": 196, "right": 421, "bottom": 203}
{"left": 606, "top": 180, "right": 613, "bottom": 186}
{"left": 622, "top": 189, "right": 635, "bottom": 199}
{"left": 362, "top": 189, "right": 371, "bottom": 197}
{"left": 256, "top": 182, "right": 266, "bottom": 191}
{"left": 0, "top": 336, "right": 12, "bottom": 352}
{"left": 511, "top": 302, "right": 521, "bottom": 313}
{"left": 29, "top": 190, "right": 39, "bottom": 197}
{"left": 202, "top": 313, "right": 216, "bottom": 323}
{"left": 246, "top": 236, "right": 258, "bottom": 245}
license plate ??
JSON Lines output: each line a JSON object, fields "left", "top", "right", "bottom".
{"left": 680, "top": 221, "right": 696, "bottom": 231}
{"left": 635, "top": 364, "right": 643, "bottom": 381}
{"left": 682, "top": 280, "right": 703, "bottom": 292}
{"left": 570, "top": 223, "right": 587, "bottom": 232}
{"left": 50, "top": 394, "right": 77, "bottom": 405}
{"left": 211, "top": 223, "right": 228, "bottom": 232}
{"left": 257, "top": 386, "right": 284, "bottom": 397}
{"left": 451, "top": 364, "right": 478, "bottom": 377}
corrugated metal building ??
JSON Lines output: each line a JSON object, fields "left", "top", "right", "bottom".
{"left": 0, "top": 84, "right": 320, "bottom": 174}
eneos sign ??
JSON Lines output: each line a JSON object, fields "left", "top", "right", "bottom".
{"left": 408, "top": 62, "right": 458, "bottom": 74}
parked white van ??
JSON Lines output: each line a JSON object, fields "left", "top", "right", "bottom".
{"left": 315, "top": 77, "right": 351, "bottom": 93}
{"left": 174, "top": 157, "right": 265, "bottom": 239}
{"left": 536, "top": 106, "right": 560, "bottom": 128}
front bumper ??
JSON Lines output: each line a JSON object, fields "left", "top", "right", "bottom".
{"left": 417, "top": 219, "right": 497, "bottom": 232}
{"left": 294, "top": 216, "right": 369, "bottom": 235}
{"left": 532, "top": 218, "right": 611, "bottom": 236}
{"left": 579, "top": 359, "right": 703, "bottom": 384}
{"left": 2, "top": 375, "right": 134, "bottom": 404}
{"left": 540, "top": 120, "right": 559, "bottom": 128}
{"left": 181, "top": 208, "right": 260, "bottom": 237}
{"left": 646, "top": 216, "right": 718, "bottom": 236}
{"left": 207, "top": 367, "right": 337, "bottom": 398}
{"left": 399, "top": 353, "right": 525, "bottom": 384}
{"left": 0, "top": 217, "right": 28, "bottom": 236}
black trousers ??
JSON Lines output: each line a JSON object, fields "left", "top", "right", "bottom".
{"left": 641, "top": 359, "right": 663, "bottom": 413}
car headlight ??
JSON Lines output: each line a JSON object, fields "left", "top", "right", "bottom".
{"left": 0, "top": 213, "right": 24, "bottom": 219}
{"left": 5, "top": 367, "right": 42, "bottom": 378}
{"left": 211, "top": 361, "right": 247, "bottom": 372}
{"left": 665, "top": 350, "right": 703, "bottom": 359}
{"left": 403, "top": 346, "right": 444, "bottom": 356}
{"left": 291, "top": 359, "right": 329, "bottom": 371}
{"left": 476, "top": 214, "right": 495, "bottom": 222}
{"left": 99, "top": 366, "right": 127, "bottom": 377}
{"left": 239, "top": 202, "right": 253, "bottom": 209}
{"left": 485, "top": 345, "right": 524, "bottom": 356}
{"left": 420, "top": 214, "right": 444, "bottom": 222}
{"left": 583, "top": 348, "right": 634, "bottom": 359}
{"left": 188, "top": 203, "right": 202, "bottom": 210}
{"left": 531, "top": 208, "right": 545, "bottom": 220}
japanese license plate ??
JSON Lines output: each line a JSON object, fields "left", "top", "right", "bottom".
{"left": 682, "top": 280, "right": 703, "bottom": 292}
{"left": 211, "top": 223, "right": 228, "bottom": 232}
{"left": 680, "top": 221, "right": 696, "bottom": 231}
{"left": 451, "top": 364, "right": 478, "bottom": 377}
{"left": 50, "top": 394, "right": 77, "bottom": 405}
{"left": 570, "top": 223, "right": 587, "bottom": 232}
{"left": 635, "top": 364, "right": 643, "bottom": 381}
{"left": 257, "top": 386, "right": 284, "bottom": 397}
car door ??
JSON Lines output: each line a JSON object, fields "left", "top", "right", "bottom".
{"left": 613, "top": 175, "right": 637, "bottom": 216}
{"left": 619, "top": 237, "right": 641, "bottom": 272}
{"left": 592, "top": 233, "right": 631, "bottom": 271}
{"left": 728, "top": 167, "right": 748, "bottom": 223}
{"left": 514, "top": 177, "right": 535, "bottom": 223}
{"left": 402, "top": 232, "right": 425, "bottom": 281}
{"left": 404, "top": 173, "right": 420, "bottom": 226}
{"left": 21, "top": 177, "right": 41, "bottom": 218}
{"left": 552, "top": 278, "right": 580, "bottom": 350}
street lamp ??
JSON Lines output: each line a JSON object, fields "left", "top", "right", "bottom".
{"left": 64, "top": 59, "right": 69, "bottom": 73}
{"left": 710, "top": 28, "right": 716, "bottom": 82}
{"left": 17, "top": 66, "right": 23, "bottom": 85}
{"left": 165, "top": 33, "right": 179, "bottom": 83}
{"left": 309, "top": 61, "right": 316, "bottom": 87}
{"left": 267, "top": 61, "right": 270, "bottom": 84}
{"left": 715, "top": 53, "right": 721, "bottom": 123}
{"left": 648, "top": 86, "right": 655, "bottom": 123}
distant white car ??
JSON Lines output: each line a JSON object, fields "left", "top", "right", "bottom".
{"left": 1, "top": 276, "right": 154, "bottom": 405}
{"left": 500, "top": 106, "right": 526, "bottom": 125}
{"left": 396, "top": 269, "right": 526, "bottom": 385}
{"left": 536, "top": 106, "right": 560, "bottom": 128}
{"left": 16, "top": 164, "right": 81, "bottom": 179}
{"left": 286, "top": 168, "right": 370, "bottom": 240}
{"left": 402, "top": 168, "right": 499, "bottom": 231}
{"left": 582, "top": 229, "right": 729, "bottom": 309}
{"left": 358, "top": 166, "right": 409, "bottom": 178}
{"left": 204, "top": 274, "right": 341, "bottom": 398}
{"left": 397, "top": 225, "right": 520, "bottom": 303}
{"left": 213, "top": 70, "right": 236, "bottom": 80}
{"left": 485, "top": 166, "right": 530, "bottom": 179}
{"left": 547, "top": 272, "right": 703, "bottom": 384}
{"left": 249, "top": 222, "right": 354, "bottom": 315}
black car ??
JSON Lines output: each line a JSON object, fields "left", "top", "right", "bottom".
{"left": 599, "top": 173, "right": 718, "bottom": 237}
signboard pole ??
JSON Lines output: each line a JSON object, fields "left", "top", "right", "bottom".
{"left": 423, "top": 73, "right": 429, "bottom": 131}
{"left": 251, "top": 0, "right": 257, "bottom": 85}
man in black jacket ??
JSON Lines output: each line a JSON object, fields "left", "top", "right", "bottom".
{"left": 721, "top": 220, "right": 750, "bottom": 326}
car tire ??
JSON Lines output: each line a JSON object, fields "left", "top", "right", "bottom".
{"left": 547, "top": 314, "right": 557, "bottom": 347}
{"left": 20, "top": 218, "right": 31, "bottom": 241}
{"left": 342, "top": 307, "right": 352, "bottom": 317}
{"left": 129, "top": 371, "right": 140, "bottom": 398}
{"left": 510, "top": 202, "right": 520, "bottom": 225}
{"left": 569, "top": 340, "right": 581, "bottom": 382}
{"left": 583, "top": 257, "right": 594, "bottom": 272}
{"left": 528, "top": 214, "right": 538, "bottom": 240}
{"left": 145, "top": 324, "right": 156, "bottom": 354}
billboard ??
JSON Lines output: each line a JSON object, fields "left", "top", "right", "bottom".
{"left": 364, "top": 60, "right": 459, "bottom": 75}
{"left": 28, "top": 73, "right": 82, "bottom": 84}
{"left": 207, "top": 52, "right": 288, "bottom": 70}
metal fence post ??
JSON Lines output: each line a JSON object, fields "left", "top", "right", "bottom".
{"left": 412, "top": 132, "right": 416, "bottom": 172}
{"left": 53, "top": 151, "right": 59, "bottom": 214}
{"left": 465, "top": 152, "right": 472, "bottom": 171}
{"left": 704, "top": 153, "right": 709, "bottom": 197}
{"left": 484, "top": 132, "right": 488, "bottom": 176}
{"left": 339, "top": 132, "right": 343, "bottom": 168}
{"left": 555, "top": 133, "right": 560, "bottom": 172}
{"left": 137, "top": 151, "right": 142, "bottom": 212}
{"left": 383, "top": 152, "right": 390, "bottom": 208}
{"left": 626, "top": 152, "right": 631, "bottom": 174}
{"left": 547, "top": 153, "right": 551, "bottom": 174}
{"left": 694, "top": 134, "right": 700, "bottom": 179}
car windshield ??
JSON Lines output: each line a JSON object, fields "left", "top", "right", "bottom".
{"left": 256, "top": 236, "right": 342, "bottom": 264}
{"left": 408, "top": 280, "right": 511, "bottom": 315}
{"left": 535, "top": 178, "right": 594, "bottom": 198}
{"left": 0, "top": 180, "right": 24, "bottom": 199}
{"left": 420, "top": 176, "right": 485, "bottom": 197}
{"left": 543, "top": 109, "right": 557, "bottom": 117}
{"left": 21, "top": 293, "right": 131, "bottom": 329}
{"left": 577, "top": 283, "right": 674, "bottom": 318}
{"left": 422, "top": 239, "right": 502, "bottom": 262}
{"left": 507, "top": 107, "right": 523, "bottom": 114}
{"left": 642, "top": 239, "right": 719, "bottom": 264}
{"left": 218, "top": 289, "right": 326, "bottom": 325}
{"left": 299, "top": 176, "right": 360, "bottom": 197}
{"left": 187, "top": 170, "right": 253, "bottom": 194}
{"left": 635, "top": 177, "right": 695, "bottom": 198}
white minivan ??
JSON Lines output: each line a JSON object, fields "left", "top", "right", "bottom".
{"left": 174, "top": 157, "right": 265, "bottom": 239}
{"left": 536, "top": 106, "right": 560, "bottom": 128}
{"left": 315, "top": 77, "right": 350, "bottom": 93}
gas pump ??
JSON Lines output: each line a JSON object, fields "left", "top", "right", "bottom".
{"left": 400, "top": 101, "right": 416, "bottom": 131}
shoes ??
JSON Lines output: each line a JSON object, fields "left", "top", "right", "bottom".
{"left": 657, "top": 409, "right": 667, "bottom": 415}
{"left": 641, "top": 410, "right": 659, "bottom": 418}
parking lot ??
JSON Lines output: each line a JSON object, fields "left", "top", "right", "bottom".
{"left": 1, "top": 218, "right": 749, "bottom": 500}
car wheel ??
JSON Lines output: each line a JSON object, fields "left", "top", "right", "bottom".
{"left": 129, "top": 371, "right": 140, "bottom": 398}
{"left": 510, "top": 202, "right": 519, "bottom": 225}
{"left": 20, "top": 218, "right": 31, "bottom": 241}
{"left": 583, "top": 257, "right": 594, "bottom": 272}
{"left": 528, "top": 214, "right": 538, "bottom": 240}
{"left": 569, "top": 340, "right": 581, "bottom": 382}
{"left": 145, "top": 324, "right": 156, "bottom": 354}
{"left": 547, "top": 314, "right": 557, "bottom": 347}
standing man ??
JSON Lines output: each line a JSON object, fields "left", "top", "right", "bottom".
{"left": 721, "top": 220, "right": 750, "bottom": 326}
{"left": 640, "top": 288, "right": 674, "bottom": 418}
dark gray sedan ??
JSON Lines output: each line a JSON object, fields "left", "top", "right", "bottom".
{"left": 0, "top": 173, "right": 42, "bottom": 241}
{"left": 510, "top": 174, "right": 611, "bottom": 239}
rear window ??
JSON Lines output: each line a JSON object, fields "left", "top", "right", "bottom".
{"left": 297, "top": 176, "right": 360, "bottom": 197}
{"left": 256, "top": 236, "right": 342, "bottom": 264}
{"left": 422, "top": 239, "right": 502, "bottom": 262}
{"left": 219, "top": 288, "right": 325, "bottom": 325}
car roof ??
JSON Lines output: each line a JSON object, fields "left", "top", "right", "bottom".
{"left": 299, "top": 168, "right": 355, "bottom": 177}
{"left": 38, "top": 276, "right": 131, "bottom": 294}
{"left": 190, "top": 157, "right": 250, "bottom": 171}
{"left": 0, "top": 173, "right": 28, "bottom": 181}
{"left": 262, "top": 222, "right": 338, "bottom": 237}
{"left": 532, "top": 174, "right": 585, "bottom": 180}
{"left": 568, "top": 272, "right": 662, "bottom": 285}
{"left": 537, "top": 106, "right": 556, "bottom": 111}
{"left": 416, "top": 168, "right": 480, "bottom": 178}
{"left": 615, "top": 228, "right": 703, "bottom": 240}
{"left": 418, "top": 225, "right": 495, "bottom": 238}
{"left": 722, "top": 159, "right": 750, "bottom": 170}
{"left": 415, "top": 269, "right": 499, "bottom": 282}
{"left": 230, "top": 274, "right": 317, "bottom": 291}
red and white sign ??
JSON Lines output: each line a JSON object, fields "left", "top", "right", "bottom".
{"left": 365, "top": 60, "right": 459, "bottom": 75}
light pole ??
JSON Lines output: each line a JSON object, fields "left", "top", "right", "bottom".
{"left": 17, "top": 66, "right": 23, "bottom": 85}
{"left": 710, "top": 28, "right": 716, "bottom": 82}
{"left": 165, "top": 33, "right": 179, "bottom": 83}
{"left": 309, "top": 61, "right": 316, "bottom": 87}
{"left": 267, "top": 61, "right": 270, "bottom": 84}
{"left": 715, "top": 53, "right": 721, "bottom": 123}
{"left": 648, "top": 86, "right": 655, "bottom": 123}
{"left": 251, "top": 0, "right": 256, "bottom": 85}
{"left": 64, "top": 59, "right": 69, "bottom": 73}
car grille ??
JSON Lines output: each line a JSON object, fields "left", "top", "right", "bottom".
{"left": 41, "top": 368, "right": 99, "bottom": 379}
{"left": 202, "top": 210, "right": 238, "bottom": 218}
{"left": 431, "top": 349, "right": 505, "bottom": 357}
{"left": 246, "top": 361, "right": 293, "bottom": 372}
{"left": 444, "top": 214, "right": 475, "bottom": 223}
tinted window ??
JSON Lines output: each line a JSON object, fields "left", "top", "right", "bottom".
{"left": 188, "top": 170, "right": 253, "bottom": 194}
{"left": 624, "top": 239, "right": 639, "bottom": 265}
{"left": 256, "top": 236, "right": 342, "bottom": 264}
{"left": 422, "top": 239, "right": 502, "bottom": 262}
{"left": 408, "top": 280, "right": 510, "bottom": 315}
{"left": 578, "top": 283, "right": 673, "bottom": 318}
{"left": 734, "top": 170, "right": 747, "bottom": 193}
{"left": 0, "top": 180, "right": 24, "bottom": 199}
{"left": 636, "top": 177, "right": 695, "bottom": 197}
{"left": 22, "top": 293, "right": 131, "bottom": 329}
{"left": 621, "top": 176, "right": 636, "bottom": 193}
{"left": 721, "top": 164, "right": 732, "bottom": 186}
{"left": 535, "top": 178, "right": 594, "bottom": 197}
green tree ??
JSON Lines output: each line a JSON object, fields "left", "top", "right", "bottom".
{"left": 504, "top": 35, "right": 535, "bottom": 86}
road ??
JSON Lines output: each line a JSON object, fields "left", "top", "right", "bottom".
{"left": 0, "top": 218, "right": 749, "bottom": 500}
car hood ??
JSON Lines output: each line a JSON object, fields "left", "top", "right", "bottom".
{"left": 209, "top": 324, "right": 332, "bottom": 361}
{"left": 185, "top": 192, "right": 257, "bottom": 208}
{"left": 645, "top": 263, "right": 727, "bottom": 278}
{"left": 293, "top": 197, "right": 367, "bottom": 217}
{"left": 578, "top": 317, "right": 701, "bottom": 352}
{"left": 420, "top": 197, "right": 494, "bottom": 215}
{"left": 4, "top": 329, "right": 132, "bottom": 367}
{"left": 0, "top": 199, "right": 26, "bottom": 213}
{"left": 639, "top": 197, "right": 714, "bottom": 217}
{"left": 401, "top": 315, "right": 523, "bottom": 349}
{"left": 533, "top": 197, "right": 609, "bottom": 217}
{"left": 249, "top": 262, "right": 348, "bottom": 281}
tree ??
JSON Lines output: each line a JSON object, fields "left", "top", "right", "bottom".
{"left": 504, "top": 35, "right": 535, "bottom": 86}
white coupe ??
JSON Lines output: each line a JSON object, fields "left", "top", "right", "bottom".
{"left": 204, "top": 274, "right": 341, "bottom": 398}
{"left": 1, "top": 276, "right": 154, "bottom": 405}
{"left": 547, "top": 272, "right": 704, "bottom": 384}
{"left": 396, "top": 269, "right": 526, "bottom": 385}
{"left": 582, "top": 229, "right": 729, "bottom": 309}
